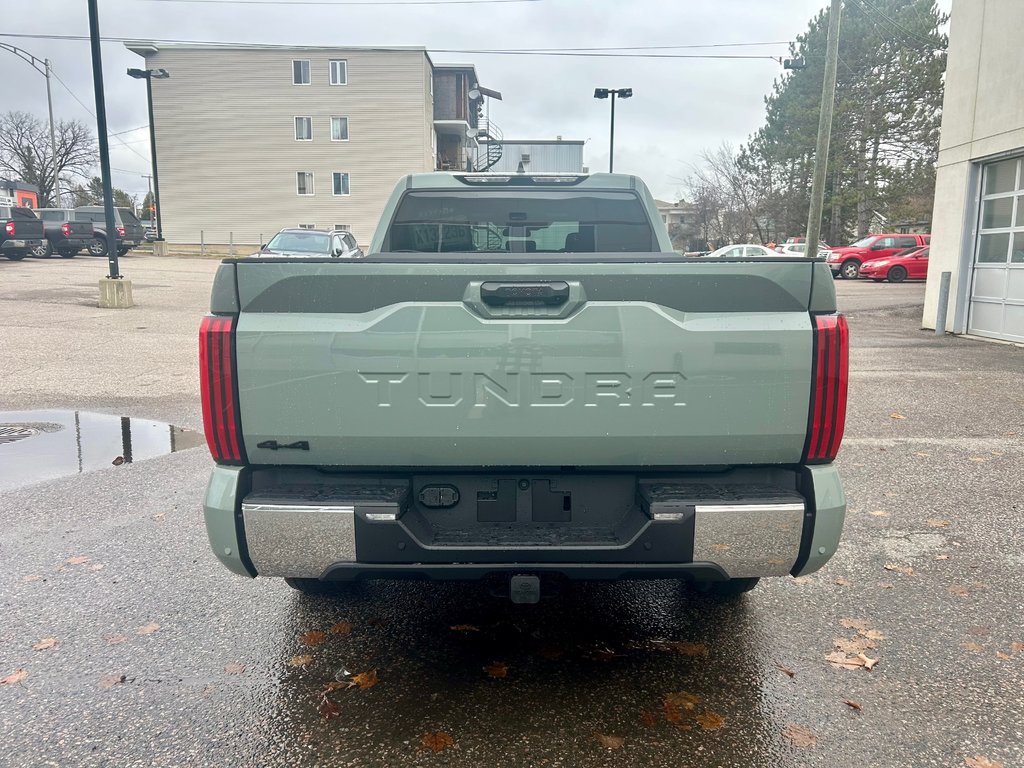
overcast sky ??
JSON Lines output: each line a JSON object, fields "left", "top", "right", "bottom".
{"left": 2, "top": 0, "right": 951, "bottom": 201}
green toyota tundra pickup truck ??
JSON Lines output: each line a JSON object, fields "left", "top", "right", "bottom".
{"left": 200, "top": 172, "right": 848, "bottom": 602}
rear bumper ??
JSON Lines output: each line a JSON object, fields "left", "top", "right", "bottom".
{"left": 2, "top": 239, "right": 41, "bottom": 252}
{"left": 204, "top": 465, "right": 845, "bottom": 582}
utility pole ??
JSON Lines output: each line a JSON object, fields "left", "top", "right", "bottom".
{"left": 804, "top": 0, "right": 843, "bottom": 260}
{"left": 89, "top": 0, "right": 133, "bottom": 307}
{"left": 44, "top": 60, "right": 60, "bottom": 207}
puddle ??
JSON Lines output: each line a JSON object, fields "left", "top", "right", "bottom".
{"left": 0, "top": 410, "right": 205, "bottom": 491}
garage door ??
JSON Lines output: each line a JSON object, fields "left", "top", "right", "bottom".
{"left": 968, "top": 157, "right": 1024, "bottom": 342}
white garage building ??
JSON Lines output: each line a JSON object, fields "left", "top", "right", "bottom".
{"left": 924, "top": 0, "right": 1024, "bottom": 343}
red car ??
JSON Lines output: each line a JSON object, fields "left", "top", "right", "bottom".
{"left": 858, "top": 246, "right": 929, "bottom": 282}
{"left": 826, "top": 233, "right": 930, "bottom": 279}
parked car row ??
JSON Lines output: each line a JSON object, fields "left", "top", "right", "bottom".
{"left": 1, "top": 205, "right": 148, "bottom": 261}
{"left": 826, "top": 233, "right": 930, "bottom": 279}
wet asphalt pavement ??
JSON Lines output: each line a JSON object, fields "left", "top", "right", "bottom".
{"left": 1, "top": 257, "right": 1023, "bottom": 767}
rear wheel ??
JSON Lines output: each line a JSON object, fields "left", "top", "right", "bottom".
{"left": 87, "top": 236, "right": 108, "bottom": 256}
{"left": 887, "top": 265, "right": 907, "bottom": 283}
{"left": 872, "top": 278, "right": 884, "bottom": 282}
{"left": 5, "top": 253, "right": 27, "bottom": 261}
{"left": 59, "top": 248, "right": 78, "bottom": 259}
{"left": 841, "top": 260, "right": 860, "bottom": 280}
{"left": 32, "top": 241, "right": 53, "bottom": 258}
{"left": 117, "top": 247, "right": 130, "bottom": 257}
{"left": 688, "top": 577, "right": 760, "bottom": 600}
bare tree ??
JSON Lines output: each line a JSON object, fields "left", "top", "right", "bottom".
{"left": 0, "top": 111, "right": 96, "bottom": 207}
{"left": 687, "top": 143, "right": 770, "bottom": 246}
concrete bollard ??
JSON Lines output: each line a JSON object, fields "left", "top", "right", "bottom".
{"left": 229, "top": 231, "right": 234, "bottom": 257}
{"left": 935, "top": 271, "right": 951, "bottom": 336}
{"left": 200, "top": 230, "right": 205, "bottom": 258}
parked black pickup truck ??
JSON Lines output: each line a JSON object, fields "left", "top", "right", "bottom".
{"left": 74, "top": 206, "right": 147, "bottom": 256}
{"left": 0, "top": 206, "right": 44, "bottom": 261}
{"left": 33, "top": 209, "right": 95, "bottom": 258}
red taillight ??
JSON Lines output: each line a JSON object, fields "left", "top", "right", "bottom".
{"left": 199, "top": 316, "right": 246, "bottom": 464}
{"left": 804, "top": 314, "right": 849, "bottom": 463}
{"left": 61, "top": 223, "right": 71, "bottom": 237}
{"left": 117, "top": 226, "right": 126, "bottom": 238}
{"left": 5, "top": 222, "right": 14, "bottom": 236}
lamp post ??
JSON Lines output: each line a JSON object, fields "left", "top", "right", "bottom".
{"left": 127, "top": 67, "right": 169, "bottom": 242}
{"left": 1, "top": 44, "right": 61, "bottom": 206}
{"left": 593, "top": 87, "right": 632, "bottom": 173}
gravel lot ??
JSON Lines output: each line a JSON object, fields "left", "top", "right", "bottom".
{"left": 1, "top": 255, "right": 1022, "bottom": 767}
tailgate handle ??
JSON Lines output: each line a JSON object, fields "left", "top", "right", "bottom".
{"left": 480, "top": 281, "right": 569, "bottom": 307}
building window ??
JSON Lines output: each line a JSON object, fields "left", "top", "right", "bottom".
{"left": 329, "top": 60, "right": 347, "bottom": 86}
{"left": 334, "top": 223, "right": 350, "bottom": 231}
{"left": 296, "top": 172, "right": 314, "bottom": 196}
{"left": 333, "top": 172, "right": 350, "bottom": 196}
{"left": 331, "top": 116, "right": 349, "bottom": 141}
{"left": 298, "top": 223, "right": 317, "bottom": 229}
{"left": 294, "top": 116, "right": 312, "bottom": 141}
{"left": 292, "top": 59, "right": 311, "bottom": 85}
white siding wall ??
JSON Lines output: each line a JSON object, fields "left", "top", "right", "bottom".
{"left": 484, "top": 142, "right": 584, "bottom": 173}
{"left": 142, "top": 47, "right": 433, "bottom": 246}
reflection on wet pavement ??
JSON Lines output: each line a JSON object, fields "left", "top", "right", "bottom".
{"left": 0, "top": 410, "right": 204, "bottom": 491}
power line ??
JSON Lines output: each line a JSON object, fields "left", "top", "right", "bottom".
{"left": 0, "top": 32, "right": 789, "bottom": 59}
{"left": 854, "top": 0, "right": 942, "bottom": 50}
{"left": 109, "top": 124, "right": 149, "bottom": 137}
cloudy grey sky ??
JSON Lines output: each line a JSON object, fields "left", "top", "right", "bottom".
{"left": 2, "top": 0, "right": 949, "bottom": 201}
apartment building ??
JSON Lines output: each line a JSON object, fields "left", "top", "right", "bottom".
{"left": 125, "top": 44, "right": 498, "bottom": 246}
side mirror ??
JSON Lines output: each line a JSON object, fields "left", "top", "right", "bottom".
{"left": 260, "top": 243, "right": 267, "bottom": 250}
{"left": 333, "top": 248, "right": 345, "bottom": 257}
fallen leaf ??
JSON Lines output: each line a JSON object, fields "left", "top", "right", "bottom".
{"left": 596, "top": 733, "right": 625, "bottom": 749}
{"left": 89, "top": 563, "right": 105, "bottom": 571}
{"left": 323, "top": 681, "right": 349, "bottom": 692}
{"left": 136, "top": 622, "right": 160, "bottom": 636}
{"left": 782, "top": 723, "right": 817, "bottom": 748}
{"left": 98, "top": 674, "right": 126, "bottom": 689}
{"left": 868, "top": 510, "right": 890, "bottom": 517}
{"left": 112, "top": 456, "right": 125, "bottom": 466}
{"left": 791, "top": 576, "right": 811, "bottom": 584}
{"left": 825, "top": 651, "right": 867, "bottom": 670}
{"left": 32, "top": 638, "right": 58, "bottom": 651}
{"left": 300, "top": 630, "right": 327, "bottom": 647}
{"left": 669, "top": 641, "right": 707, "bottom": 658}
{"left": 961, "top": 642, "right": 984, "bottom": 653}
{"left": 883, "top": 563, "right": 914, "bottom": 576}
{"left": 696, "top": 712, "right": 725, "bottom": 731}
{"left": 65, "top": 555, "right": 91, "bottom": 566}
{"left": 857, "top": 652, "right": 879, "bottom": 670}
{"left": 1011, "top": 642, "right": 1024, "bottom": 653}
{"left": 152, "top": 512, "right": 165, "bottom": 523}
{"left": 105, "top": 634, "right": 128, "bottom": 645}
{"left": 948, "top": 585, "right": 971, "bottom": 596}
{"left": 449, "top": 624, "right": 479, "bottom": 632}
{"left": 289, "top": 654, "right": 314, "bottom": 667}
{"left": 421, "top": 732, "right": 456, "bottom": 753}
{"left": 878, "top": 582, "right": 895, "bottom": 589}
{"left": 640, "top": 710, "right": 657, "bottom": 727}
{"left": 839, "top": 618, "right": 871, "bottom": 631}
{"left": 927, "top": 518, "right": 950, "bottom": 528}
{"left": 329, "top": 622, "right": 354, "bottom": 635}
{"left": 834, "top": 637, "right": 874, "bottom": 654}
{"left": 775, "top": 662, "right": 796, "bottom": 678}
{"left": 711, "top": 543, "right": 732, "bottom": 552}
{"left": 965, "top": 757, "right": 1004, "bottom": 768}
{"left": 995, "top": 652, "right": 1012, "bottom": 661}
{"left": 834, "top": 577, "right": 852, "bottom": 586}
{"left": 968, "top": 457, "right": 988, "bottom": 463}
{"left": 913, "top": 451, "right": 931, "bottom": 457}
{"left": 21, "top": 575, "right": 42, "bottom": 583}
{"left": 536, "top": 646, "right": 564, "bottom": 661}
{"left": 663, "top": 691, "right": 701, "bottom": 723}
{"left": 935, "top": 553, "right": 951, "bottom": 561}
{"left": 223, "top": 663, "right": 246, "bottom": 675}
{"left": 889, "top": 412, "right": 907, "bottom": 420}
{"left": 843, "top": 699, "right": 862, "bottom": 711}
{"left": 860, "top": 629, "right": 886, "bottom": 641}
{"left": 483, "top": 662, "right": 508, "bottom": 679}
{"left": 968, "top": 626, "right": 990, "bottom": 636}
{"left": 318, "top": 696, "right": 340, "bottom": 721}
{"left": 1, "top": 669, "right": 28, "bottom": 685}
{"left": 348, "top": 669, "right": 378, "bottom": 689}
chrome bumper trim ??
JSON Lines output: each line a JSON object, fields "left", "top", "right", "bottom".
{"left": 241, "top": 502, "right": 355, "bottom": 578}
{"left": 692, "top": 502, "right": 805, "bottom": 578}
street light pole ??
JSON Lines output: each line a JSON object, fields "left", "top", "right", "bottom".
{"left": 593, "top": 87, "right": 632, "bottom": 173}
{"left": 0, "top": 44, "right": 61, "bottom": 207}
{"left": 87, "top": 0, "right": 121, "bottom": 280}
{"left": 128, "top": 67, "right": 169, "bottom": 242}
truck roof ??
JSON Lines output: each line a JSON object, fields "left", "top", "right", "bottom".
{"left": 404, "top": 172, "right": 643, "bottom": 190}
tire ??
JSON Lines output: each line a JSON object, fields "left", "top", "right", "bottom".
{"left": 284, "top": 577, "right": 356, "bottom": 596}
{"left": 5, "top": 253, "right": 27, "bottom": 261}
{"left": 689, "top": 577, "right": 760, "bottom": 600}
{"left": 841, "top": 260, "right": 860, "bottom": 280}
{"left": 87, "top": 236, "right": 108, "bottom": 256}
{"left": 872, "top": 278, "right": 884, "bottom": 282}
{"left": 887, "top": 265, "right": 907, "bottom": 283}
{"left": 117, "top": 247, "right": 130, "bottom": 257}
{"left": 59, "top": 249, "right": 77, "bottom": 259}
{"left": 32, "top": 241, "right": 53, "bottom": 258}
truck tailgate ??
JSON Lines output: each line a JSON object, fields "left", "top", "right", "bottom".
{"left": 230, "top": 259, "right": 826, "bottom": 467}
